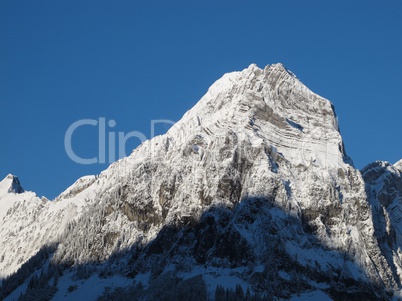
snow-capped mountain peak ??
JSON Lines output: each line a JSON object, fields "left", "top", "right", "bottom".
{"left": 0, "top": 174, "right": 24, "bottom": 197}
{"left": 0, "top": 64, "right": 401, "bottom": 300}
{"left": 167, "top": 63, "right": 346, "bottom": 172}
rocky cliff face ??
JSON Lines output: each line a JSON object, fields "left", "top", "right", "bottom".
{"left": 361, "top": 160, "right": 402, "bottom": 288}
{"left": 0, "top": 64, "right": 400, "bottom": 300}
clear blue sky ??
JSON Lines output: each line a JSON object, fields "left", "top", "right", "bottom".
{"left": 1, "top": 1, "right": 401, "bottom": 199}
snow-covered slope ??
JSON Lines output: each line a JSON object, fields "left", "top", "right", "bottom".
{"left": 0, "top": 64, "right": 400, "bottom": 300}
{"left": 0, "top": 174, "right": 98, "bottom": 278}
{"left": 0, "top": 175, "right": 48, "bottom": 277}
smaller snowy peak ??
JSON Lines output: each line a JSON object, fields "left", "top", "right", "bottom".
{"left": 9, "top": 175, "right": 24, "bottom": 194}
{"left": 0, "top": 174, "right": 24, "bottom": 196}
{"left": 394, "top": 159, "right": 402, "bottom": 172}
{"left": 362, "top": 160, "right": 401, "bottom": 174}
{"left": 362, "top": 160, "right": 391, "bottom": 171}
{"left": 361, "top": 161, "right": 389, "bottom": 177}
{"left": 361, "top": 160, "right": 401, "bottom": 184}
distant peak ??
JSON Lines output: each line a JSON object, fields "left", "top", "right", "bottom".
{"left": 395, "top": 159, "right": 402, "bottom": 171}
{"left": 10, "top": 176, "right": 24, "bottom": 194}
{"left": 0, "top": 174, "right": 24, "bottom": 194}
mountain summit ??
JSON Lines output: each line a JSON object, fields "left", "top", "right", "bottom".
{"left": 0, "top": 64, "right": 401, "bottom": 300}
{"left": 0, "top": 174, "right": 24, "bottom": 195}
